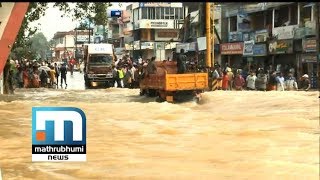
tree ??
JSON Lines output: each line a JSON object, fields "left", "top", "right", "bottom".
{"left": 12, "top": 2, "right": 113, "bottom": 56}
{"left": 28, "top": 32, "right": 50, "bottom": 60}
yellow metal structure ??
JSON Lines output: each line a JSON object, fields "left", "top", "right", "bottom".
{"left": 211, "top": 3, "right": 215, "bottom": 66}
{"left": 206, "top": 2, "right": 212, "bottom": 67}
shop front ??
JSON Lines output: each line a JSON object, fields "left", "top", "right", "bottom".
{"left": 243, "top": 42, "right": 268, "bottom": 72}
{"left": 220, "top": 42, "right": 244, "bottom": 68}
{"left": 268, "top": 39, "right": 297, "bottom": 75}
{"left": 300, "top": 37, "right": 318, "bottom": 88}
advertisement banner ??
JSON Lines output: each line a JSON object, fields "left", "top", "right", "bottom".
{"left": 220, "top": 42, "right": 244, "bottom": 55}
{"left": 269, "top": 40, "right": 293, "bottom": 54}
{"left": 243, "top": 40, "right": 254, "bottom": 56}
{"left": 302, "top": 38, "right": 317, "bottom": 52}
{"left": 276, "top": 40, "right": 293, "bottom": 54}
{"left": 155, "top": 30, "right": 179, "bottom": 41}
{"left": 253, "top": 44, "right": 267, "bottom": 56}
{"left": 228, "top": 32, "right": 243, "bottom": 42}
{"left": 237, "top": 12, "right": 252, "bottom": 32}
{"left": 272, "top": 25, "right": 298, "bottom": 40}
{"left": 254, "top": 29, "right": 269, "bottom": 43}
{"left": 301, "top": 54, "right": 317, "bottom": 63}
{"left": 141, "top": 42, "right": 154, "bottom": 50}
{"left": 242, "top": 31, "right": 255, "bottom": 41}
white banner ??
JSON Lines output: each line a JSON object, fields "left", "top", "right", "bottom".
{"left": 141, "top": 42, "right": 154, "bottom": 50}
{"left": 32, "top": 154, "right": 86, "bottom": 162}
{"left": 176, "top": 43, "right": 190, "bottom": 53}
{"left": 197, "top": 37, "right": 207, "bottom": 51}
{"left": 139, "top": 19, "right": 175, "bottom": 29}
{"left": 272, "top": 25, "right": 298, "bottom": 40}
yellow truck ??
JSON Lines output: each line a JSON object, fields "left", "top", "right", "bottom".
{"left": 139, "top": 61, "right": 208, "bottom": 102}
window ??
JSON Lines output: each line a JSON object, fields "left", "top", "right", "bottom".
{"left": 160, "top": 8, "right": 165, "bottom": 19}
{"left": 133, "top": 8, "right": 139, "bottom": 21}
{"left": 181, "top": 8, "right": 184, "bottom": 19}
{"left": 230, "top": 16, "right": 237, "bottom": 32}
{"left": 89, "top": 54, "right": 113, "bottom": 65}
{"left": 165, "top": 8, "right": 170, "bottom": 19}
{"left": 149, "top": 8, "right": 155, "bottom": 19}
{"left": 170, "top": 8, "right": 174, "bottom": 19}
{"left": 60, "top": 37, "right": 63, "bottom": 44}
{"left": 155, "top": 7, "right": 161, "bottom": 19}
{"left": 274, "top": 6, "right": 289, "bottom": 27}
{"left": 301, "top": 3, "right": 312, "bottom": 25}
{"left": 175, "top": 8, "right": 180, "bottom": 19}
{"left": 141, "top": 8, "right": 148, "bottom": 19}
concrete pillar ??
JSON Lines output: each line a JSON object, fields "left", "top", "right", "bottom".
{"left": 0, "top": 72, "right": 3, "bottom": 94}
{"left": 272, "top": 8, "right": 275, "bottom": 29}
{"left": 297, "top": 3, "right": 300, "bottom": 26}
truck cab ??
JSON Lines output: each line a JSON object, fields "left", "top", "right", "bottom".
{"left": 83, "top": 44, "right": 115, "bottom": 88}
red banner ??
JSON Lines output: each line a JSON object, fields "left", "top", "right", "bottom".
{"left": 220, "top": 42, "right": 244, "bottom": 55}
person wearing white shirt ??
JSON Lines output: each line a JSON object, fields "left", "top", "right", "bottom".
{"left": 138, "top": 56, "right": 142, "bottom": 65}
{"left": 246, "top": 71, "right": 257, "bottom": 90}
{"left": 276, "top": 73, "right": 285, "bottom": 91}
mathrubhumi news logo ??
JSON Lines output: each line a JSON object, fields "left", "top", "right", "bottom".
{"left": 32, "top": 107, "right": 86, "bottom": 162}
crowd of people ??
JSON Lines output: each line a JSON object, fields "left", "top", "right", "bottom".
{"left": 208, "top": 63, "right": 311, "bottom": 92}
{"left": 5, "top": 59, "right": 70, "bottom": 91}
{"left": 3, "top": 53, "right": 313, "bottom": 94}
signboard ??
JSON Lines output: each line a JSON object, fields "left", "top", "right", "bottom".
{"left": 197, "top": 37, "right": 206, "bottom": 51}
{"left": 228, "top": 32, "right": 243, "bottom": 42}
{"left": 87, "top": 44, "right": 113, "bottom": 54}
{"left": 76, "top": 35, "right": 94, "bottom": 43}
{"left": 111, "top": 10, "right": 122, "bottom": 17}
{"left": 255, "top": 29, "right": 268, "bottom": 43}
{"left": 141, "top": 42, "right": 154, "bottom": 50}
{"left": 243, "top": 40, "right": 254, "bottom": 56}
{"left": 301, "top": 54, "right": 317, "bottom": 63}
{"left": 220, "top": 42, "right": 244, "bottom": 55}
{"left": 242, "top": 32, "right": 255, "bottom": 41}
{"left": 253, "top": 44, "right": 267, "bottom": 56}
{"left": 272, "top": 25, "right": 297, "bottom": 40}
{"left": 302, "top": 38, "right": 317, "bottom": 52}
{"left": 139, "top": 2, "right": 171, "bottom": 7}
{"left": 188, "top": 42, "right": 197, "bottom": 51}
{"left": 156, "top": 42, "right": 165, "bottom": 50}
{"left": 155, "top": 30, "right": 179, "bottom": 41}
{"left": 139, "top": 19, "right": 175, "bottom": 29}
{"left": 133, "top": 41, "right": 140, "bottom": 50}
{"left": 237, "top": 12, "right": 252, "bottom": 32}
{"left": 176, "top": 43, "right": 190, "bottom": 53}
{"left": 269, "top": 40, "right": 293, "bottom": 54}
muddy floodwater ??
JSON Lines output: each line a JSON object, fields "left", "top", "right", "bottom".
{"left": 0, "top": 88, "right": 318, "bottom": 179}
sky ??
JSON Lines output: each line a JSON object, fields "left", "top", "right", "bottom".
{"left": 31, "top": 2, "right": 130, "bottom": 41}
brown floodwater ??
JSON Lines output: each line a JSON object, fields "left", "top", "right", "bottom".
{"left": 0, "top": 88, "right": 319, "bottom": 180}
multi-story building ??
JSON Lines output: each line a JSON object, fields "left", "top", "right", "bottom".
{"left": 52, "top": 29, "right": 93, "bottom": 61}
{"left": 219, "top": 2, "right": 319, "bottom": 87}
{"left": 123, "top": 2, "right": 187, "bottom": 60}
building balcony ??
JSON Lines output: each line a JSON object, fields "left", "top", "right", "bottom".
{"left": 272, "top": 25, "right": 299, "bottom": 40}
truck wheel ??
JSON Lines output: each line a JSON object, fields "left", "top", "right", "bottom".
{"left": 140, "top": 89, "right": 146, "bottom": 96}
{"left": 155, "top": 96, "right": 165, "bottom": 103}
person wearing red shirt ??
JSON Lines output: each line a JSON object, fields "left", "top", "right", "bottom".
{"left": 222, "top": 71, "right": 229, "bottom": 90}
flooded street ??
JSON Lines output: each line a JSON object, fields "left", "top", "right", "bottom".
{"left": 0, "top": 72, "right": 319, "bottom": 179}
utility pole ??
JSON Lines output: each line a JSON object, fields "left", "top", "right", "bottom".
{"left": 211, "top": 3, "right": 215, "bottom": 67}
{"left": 88, "top": 19, "right": 91, "bottom": 44}
{"left": 205, "top": 2, "right": 212, "bottom": 67}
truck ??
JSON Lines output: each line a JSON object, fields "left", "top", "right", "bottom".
{"left": 83, "top": 44, "right": 116, "bottom": 88}
{"left": 140, "top": 61, "right": 208, "bottom": 102}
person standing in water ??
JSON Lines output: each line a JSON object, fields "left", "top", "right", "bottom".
{"left": 60, "top": 62, "right": 68, "bottom": 88}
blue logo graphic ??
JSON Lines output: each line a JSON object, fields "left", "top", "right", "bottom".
{"left": 32, "top": 107, "right": 87, "bottom": 162}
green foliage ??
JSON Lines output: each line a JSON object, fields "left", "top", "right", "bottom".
{"left": 12, "top": 2, "right": 113, "bottom": 59}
